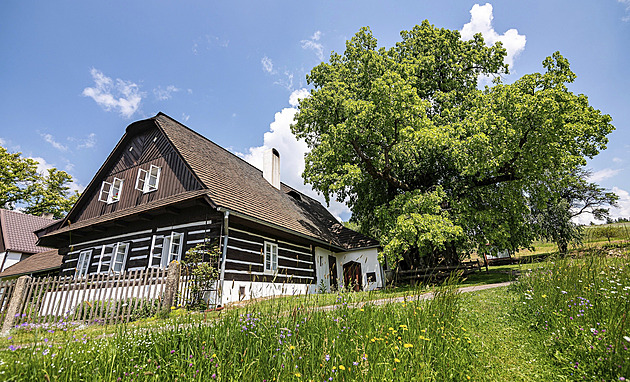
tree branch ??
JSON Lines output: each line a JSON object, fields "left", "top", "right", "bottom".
{"left": 350, "top": 140, "right": 412, "bottom": 191}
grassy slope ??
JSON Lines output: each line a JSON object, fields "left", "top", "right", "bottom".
{"left": 461, "top": 287, "right": 563, "bottom": 381}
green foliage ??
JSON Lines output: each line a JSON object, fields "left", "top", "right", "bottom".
{"left": 0, "top": 146, "right": 39, "bottom": 209}
{"left": 592, "top": 225, "right": 622, "bottom": 243}
{"left": 181, "top": 243, "right": 220, "bottom": 310}
{"left": 0, "top": 145, "right": 79, "bottom": 218}
{"left": 292, "top": 21, "right": 614, "bottom": 266}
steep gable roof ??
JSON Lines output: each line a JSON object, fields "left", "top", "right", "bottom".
{"left": 0, "top": 209, "right": 55, "bottom": 254}
{"left": 40, "top": 113, "right": 378, "bottom": 251}
{"left": 155, "top": 113, "right": 378, "bottom": 250}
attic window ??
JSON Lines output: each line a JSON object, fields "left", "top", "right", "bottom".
{"left": 287, "top": 190, "right": 302, "bottom": 202}
{"left": 99, "top": 177, "right": 123, "bottom": 203}
{"left": 135, "top": 165, "right": 161, "bottom": 193}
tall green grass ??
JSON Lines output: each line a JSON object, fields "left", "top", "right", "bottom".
{"left": 1, "top": 280, "right": 476, "bottom": 381}
{"left": 510, "top": 251, "right": 630, "bottom": 381}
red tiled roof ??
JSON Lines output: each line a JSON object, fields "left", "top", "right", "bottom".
{"left": 0, "top": 249, "right": 61, "bottom": 278}
{"left": 0, "top": 209, "right": 55, "bottom": 254}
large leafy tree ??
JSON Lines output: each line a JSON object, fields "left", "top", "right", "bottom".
{"left": 292, "top": 21, "right": 615, "bottom": 267}
{"left": 0, "top": 145, "right": 79, "bottom": 218}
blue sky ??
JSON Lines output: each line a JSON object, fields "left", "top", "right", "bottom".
{"left": 1, "top": 1, "right": 629, "bottom": 222}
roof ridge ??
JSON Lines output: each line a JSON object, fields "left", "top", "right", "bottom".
{"left": 155, "top": 113, "right": 318, "bottom": 197}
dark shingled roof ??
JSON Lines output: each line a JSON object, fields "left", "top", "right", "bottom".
{"left": 154, "top": 113, "right": 379, "bottom": 250}
{"left": 0, "top": 209, "right": 55, "bottom": 254}
{"left": 0, "top": 249, "right": 61, "bottom": 278}
{"left": 39, "top": 113, "right": 378, "bottom": 251}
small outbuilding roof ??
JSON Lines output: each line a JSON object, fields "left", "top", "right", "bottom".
{"left": 0, "top": 249, "right": 61, "bottom": 278}
{"left": 0, "top": 209, "right": 55, "bottom": 254}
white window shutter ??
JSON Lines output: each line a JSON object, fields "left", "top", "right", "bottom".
{"left": 99, "top": 181, "right": 112, "bottom": 202}
{"left": 136, "top": 169, "right": 148, "bottom": 191}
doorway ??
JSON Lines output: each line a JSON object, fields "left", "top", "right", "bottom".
{"left": 328, "top": 255, "right": 338, "bottom": 291}
{"left": 343, "top": 261, "right": 362, "bottom": 292}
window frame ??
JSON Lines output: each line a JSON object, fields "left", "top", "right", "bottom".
{"left": 75, "top": 249, "right": 92, "bottom": 278}
{"left": 135, "top": 165, "right": 161, "bottom": 193}
{"left": 161, "top": 232, "right": 183, "bottom": 268}
{"left": 97, "top": 244, "right": 115, "bottom": 274}
{"left": 264, "top": 241, "right": 278, "bottom": 274}
{"left": 111, "top": 242, "right": 129, "bottom": 274}
{"left": 99, "top": 177, "right": 123, "bottom": 204}
{"left": 97, "top": 242, "right": 128, "bottom": 274}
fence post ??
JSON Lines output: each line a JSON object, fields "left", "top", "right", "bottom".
{"left": 161, "top": 261, "right": 181, "bottom": 314}
{"left": 2, "top": 276, "right": 31, "bottom": 335}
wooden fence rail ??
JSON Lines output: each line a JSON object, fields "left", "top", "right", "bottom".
{"left": 0, "top": 261, "right": 222, "bottom": 334}
{"left": 10, "top": 267, "right": 170, "bottom": 327}
{"left": 394, "top": 260, "right": 482, "bottom": 284}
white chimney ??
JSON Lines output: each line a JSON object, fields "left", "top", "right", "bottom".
{"left": 263, "top": 148, "right": 280, "bottom": 189}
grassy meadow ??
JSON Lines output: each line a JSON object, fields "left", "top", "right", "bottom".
{"left": 1, "top": 238, "right": 629, "bottom": 380}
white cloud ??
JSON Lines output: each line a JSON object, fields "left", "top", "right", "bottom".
{"left": 274, "top": 71, "right": 295, "bottom": 91}
{"left": 589, "top": 168, "right": 621, "bottom": 183}
{"left": 77, "top": 133, "right": 96, "bottom": 149}
{"left": 182, "top": 113, "right": 190, "bottom": 122}
{"left": 192, "top": 34, "right": 230, "bottom": 54}
{"left": 301, "top": 31, "right": 324, "bottom": 61}
{"left": 460, "top": 3, "right": 526, "bottom": 70}
{"left": 613, "top": 157, "right": 624, "bottom": 164}
{"left": 82, "top": 68, "right": 143, "bottom": 118}
{"left": 609, "top": 187, "right": 630, "bottom": 220}
{"left": 261, "top": 56, "right": 274, "bottom": 74}
{"left": 289, "top": 88, "right": 309, "bottom": 108}
{"left": 41, "top": 133, "right": 68, "bottom": 151}
{"left": 619, "top": 0, "right": 630, "bottom": 21}
{"left": 240, "top": 89, "right": 350, "bottom": 221}
{"left": 153, "top": 85, "right": 180, "bottom": 101}
{"left": 64, "top": 161, "right": 75, "bottom": 173}
{"left": 0, "top": 137, "right": 5, "bottom": 146}
{"left": 29, "top": 156, "right": 56, "bottom": 175}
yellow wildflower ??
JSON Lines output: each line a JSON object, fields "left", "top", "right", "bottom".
{"left": 294, "top": 372, "right": 301, "bottom": 377}
{"left": 394, "top": 358, "right": 401, "bottom": 363}
{"left": 339, "top": 365, "right": 346, "bottom": 371}
{"left": 404, "top": 343, "right": 413, "bottom": 348}
{"left": 289, "top": 346, "right": 296, "bottom": 350}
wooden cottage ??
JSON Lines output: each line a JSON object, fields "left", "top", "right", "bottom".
{"left": 36, "top": 113, "right": 383, "bottom": 305}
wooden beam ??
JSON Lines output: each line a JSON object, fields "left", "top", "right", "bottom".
{"left": 137, "top": 213, "right": 153, "bottom": 221}
{"left": 165, "top": 207, "right": 180, "bottom": 215}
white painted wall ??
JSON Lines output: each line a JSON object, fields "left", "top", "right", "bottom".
{"left": 217, "top": 247, "right": 383, "bottom": 306}
{"left": 1, "top": 251, "right": 24, "bottom": 272}
{"left": 220, "top": 280, "right": 315, "bottom": 306}
{"left": 335, "top": 248, "right": 382, "bottom": 291}
{"left": 314, "top": 247, "right": 333, "bottom": 291}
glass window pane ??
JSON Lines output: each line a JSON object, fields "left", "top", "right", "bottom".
{"left": 136, "top": 169, "right": 147, "bottom": 191}
{"left": 111, "top": 178, "right": 123, "bottom": 201}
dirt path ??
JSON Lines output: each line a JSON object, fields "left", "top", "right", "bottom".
{"left": 316, "top": 281, "right": 514, "bottom": 311}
